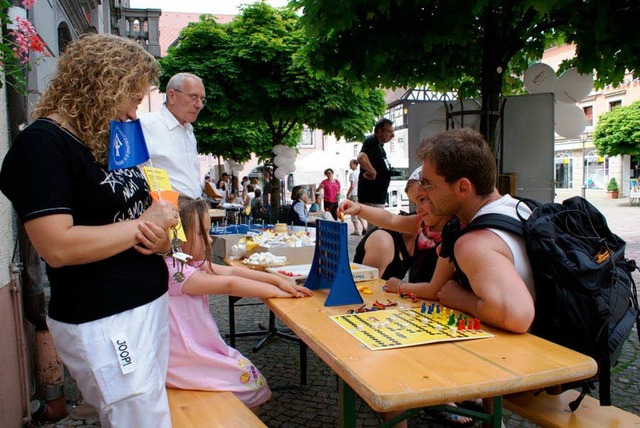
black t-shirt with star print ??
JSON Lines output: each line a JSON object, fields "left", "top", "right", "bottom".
{"left": 0, "top": 118, "right": 167, "bottom": 324}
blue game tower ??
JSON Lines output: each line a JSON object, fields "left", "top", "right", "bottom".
{"left": 304, "top": 220, "right": 363, "bottom": 306}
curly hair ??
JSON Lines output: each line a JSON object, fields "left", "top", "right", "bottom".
{"left": 33, "top": 34, "right": 160, "bottom": 164}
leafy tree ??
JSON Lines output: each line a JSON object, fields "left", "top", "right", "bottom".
{"left": 594, "top": 101, "right": 640, "bottom": 156}
{"left": 296, "top": 0, "right": 640, "bottom": 154}
{"left": 160, "top": 3, "right": 386, "bottom": 207}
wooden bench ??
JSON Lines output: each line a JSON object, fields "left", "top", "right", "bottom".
{"left": 504, "top": 389, "right": 640, "bottom": 427}
{"left": 167, "top": 387, "right": 267, "bottom": 427}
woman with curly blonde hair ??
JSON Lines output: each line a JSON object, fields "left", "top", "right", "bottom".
{"left": 0, "top": 34, "right": 179, "bottom": 427}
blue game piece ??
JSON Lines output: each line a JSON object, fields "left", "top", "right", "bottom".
{"left": 421, "top": 302, "right": 427, "bottom": 313}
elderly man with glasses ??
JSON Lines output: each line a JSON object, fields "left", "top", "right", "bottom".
{"left": 140, "top": 72, "right": 206, "bottom": 199}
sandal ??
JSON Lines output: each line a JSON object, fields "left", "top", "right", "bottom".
{"left": 455, "top": 398, "right": 484, "bottom": 413}
{"left": 425, "top": 408, "right": 475, "bottom": 427}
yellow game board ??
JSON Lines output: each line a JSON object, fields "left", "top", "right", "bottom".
{"left": 330, "top": 308, "right": 493, "bottom": 350}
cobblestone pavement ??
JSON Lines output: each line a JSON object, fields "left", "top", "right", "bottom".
{"left": 39, "top": 191, "right": 639, "bottom": 427}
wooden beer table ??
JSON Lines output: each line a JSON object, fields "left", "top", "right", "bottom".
{"left": 265, "top": 279, "right": 598, "bottom": 427}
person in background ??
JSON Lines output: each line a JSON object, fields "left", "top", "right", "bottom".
{"left": 309, "top": 200, "right": 320, "bottom": 214}
{"left": 316, "top": 168, "right": 340, "bottom": 220}
{"left": 140, "top": 72, "right": 205, "bottom": 199}
{"left": 289, "top": 186, "right": 315, "bottom": 227}
{"left": 241, "top": 176, "right": 250, "bottom": 196}
{"left": 217, "top": 172, "right": 230, "bottom": 198}
{"left": 240, "top": 184, "right": 255, "bottom": 222}
{"left": 357, "top": 118, "right": 395, "bottom": 231}
{"left": 250, "top": 177, "right": 261, "bottom": 193}
{"left": 289, "top": 186, "right": 334, "bottom": 227}
{"left": 203, "top": 175, "right": 224, "bottom": 208}
{"left": 231, "top": 175, "right": 240, "bottom": 201}
{"left": 346, "top": 159, "right": 366, "bottom": 235}
{"left": 243, "top": 184, "right": 256, "bottom": 207}
{"left": 262, "top": 167, "right": 272, "bottom": 208}
{"left": 314, "top": 190, "right": 324, "bottom": 212}
{"left": 165, "top": 197, "right": 312, "bottom": 414}
{"left": 250, "top": 188, "right": 269, "bottom": 222}
{"left": 0, "top": 34, "right": 179, "bottom": 427}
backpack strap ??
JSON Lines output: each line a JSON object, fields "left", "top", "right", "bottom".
{"left": 464, "top": 213, "right": 525, "bottom": 236}
{"left": 440, "top": 213, "right": 526, "bottom": 290}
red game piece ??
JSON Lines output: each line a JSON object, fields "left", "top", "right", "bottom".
{"left": 473, "top": 318, "right": 481, "bottom": 331}
{"left": 458, "top": 318, "right": 466, "bottom": 331}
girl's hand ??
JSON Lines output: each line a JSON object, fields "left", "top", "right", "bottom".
{"left": 383, "top": 277, "right": 403, "bottom": 293}
{"left": 276, "top": 278, "right": 313, "bottom": 297}
{"left": 134, "top": 221, "right": 171, "bottom": 255}
{"left": 337, "top": 200, "right": 360, "bottom": 216}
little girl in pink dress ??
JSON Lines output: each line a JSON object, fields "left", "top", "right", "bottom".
{"left": 165, "top": 197, "right": 312, "bottom": 413}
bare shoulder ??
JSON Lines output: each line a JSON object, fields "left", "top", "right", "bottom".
{"left": 455, "top": 228, "right": 512, "bottom": 261}
{"left": 364, "top": 229, "right": 395, "bottom": 249}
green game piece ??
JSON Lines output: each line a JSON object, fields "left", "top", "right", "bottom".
{"left": 448, "top": 313, "right": 456, "bottom": 326}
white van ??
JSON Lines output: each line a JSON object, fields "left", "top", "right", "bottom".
{"left": 387, "top": 179, "right": 410, "bottom": 214}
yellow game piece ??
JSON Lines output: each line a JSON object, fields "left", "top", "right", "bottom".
{"left": 362, "top": 288, "right": 374, "bottom": 295}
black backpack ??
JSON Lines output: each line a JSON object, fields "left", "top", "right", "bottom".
{"left": 441, "top": 196, "right": 640, "bottom": 410}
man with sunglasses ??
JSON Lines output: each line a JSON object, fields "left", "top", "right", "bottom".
{"left": 417, "top": 128, "right": 535, "bottom": 334}
{"left": 141, "top": 72, "right": 206, "bottom": 198}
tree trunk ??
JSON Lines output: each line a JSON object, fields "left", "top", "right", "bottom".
{"left": 479, "top": 12, "right": 511, "bottom": 194}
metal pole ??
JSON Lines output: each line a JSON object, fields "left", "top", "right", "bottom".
{"left": 581, "top": 134, "right": 587, "bottom": 199}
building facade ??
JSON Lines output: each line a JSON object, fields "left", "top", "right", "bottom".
{"left": 543, "top": 44, "right": 640, "bottom": 197}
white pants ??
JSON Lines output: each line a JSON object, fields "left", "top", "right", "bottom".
{"left": 47, "top": 294, "right": 171, "bottom": 428}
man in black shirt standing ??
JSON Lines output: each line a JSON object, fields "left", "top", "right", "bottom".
{"left": 357, "top": 118, "right": 395, "bottom": 231}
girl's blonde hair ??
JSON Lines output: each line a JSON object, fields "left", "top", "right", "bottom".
{"left": 178, "top": 196, "right": 212, "bottom": 269}
{"left": 34, "top": 34, "right": 160, "bottom": 164}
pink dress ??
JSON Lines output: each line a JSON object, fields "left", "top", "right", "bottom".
{"left": 165, "top": 259, "right": 272, "bottom": 408}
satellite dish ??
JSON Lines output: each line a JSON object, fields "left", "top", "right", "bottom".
{"left": 523, "top": 63, "right": 556, "bottom": 94}
{"left": 555, "top": 102, "right": 586, "bottom": 139}
{"left": 554, "top": 68, "right": 594, "bottom": 103}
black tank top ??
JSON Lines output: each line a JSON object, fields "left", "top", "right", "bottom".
{"left": 353, "top": 227, "right": 413, "bottom": 280}
{"left": 408, "top": 241, "right": 439, "bottom": 282}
